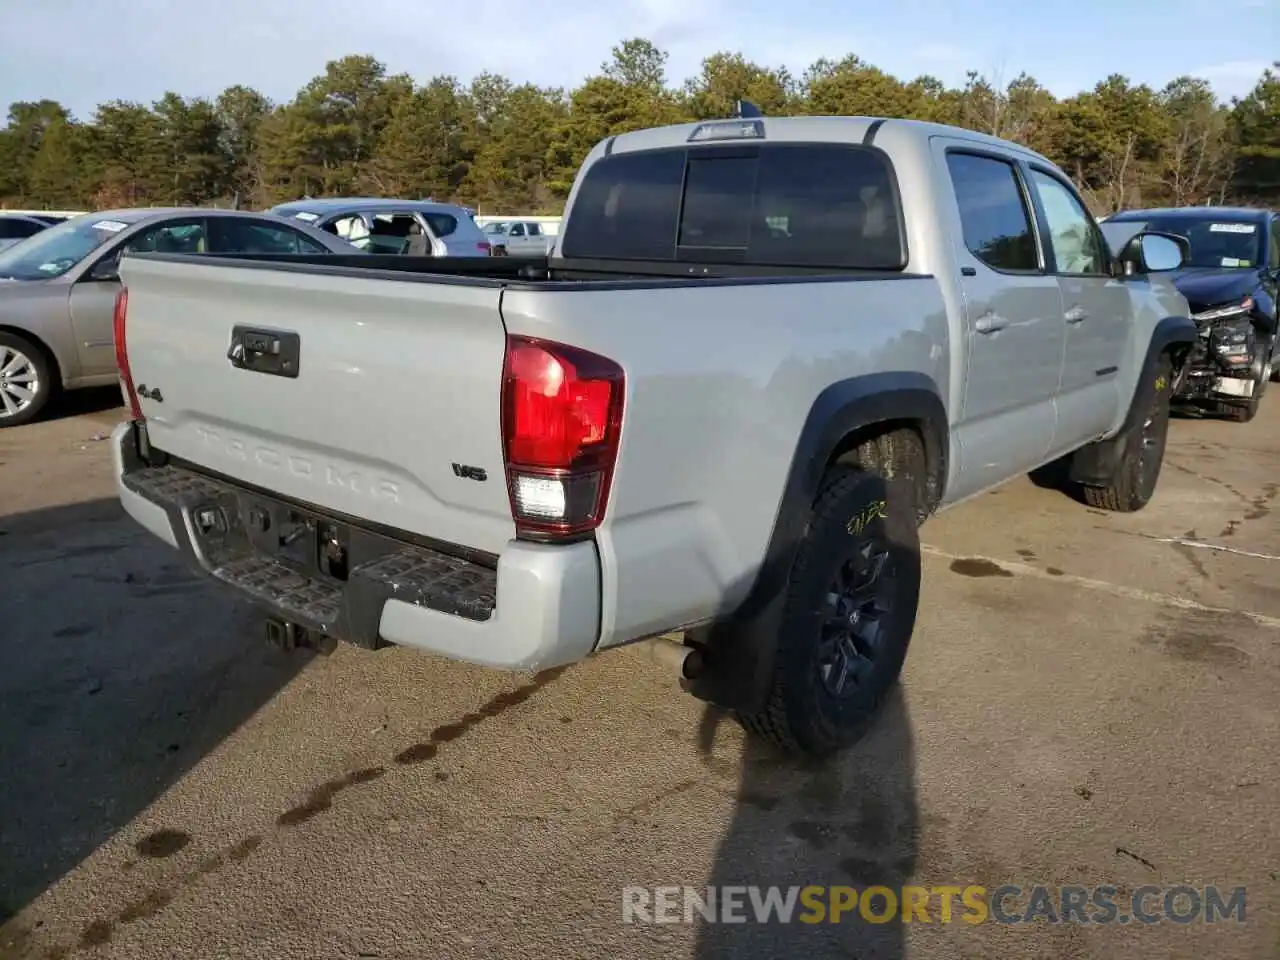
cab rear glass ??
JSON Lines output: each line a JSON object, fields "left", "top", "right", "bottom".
{"left": 560, "top": 142, "right": 907, "bottom": 270}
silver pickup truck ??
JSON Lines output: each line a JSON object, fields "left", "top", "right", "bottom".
{"left": 111, "top": 115, "right": 1197, "bottom": 757}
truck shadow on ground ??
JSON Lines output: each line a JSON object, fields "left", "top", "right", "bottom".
{"left": 0, "top": 497, "right": 306, "bottom": 927}
{"left": 693, "top": 690, "right": 917, "bottom": 960}
{"left": 1028, "top": 405, "right": 1214, "bottom": 505}
{"left": 1026, "top": 458, "right": 1090, "bottom": 505}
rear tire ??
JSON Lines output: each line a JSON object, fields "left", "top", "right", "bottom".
{"left": 0, "top": 331, "right": 55, "bottom": 428}
{"left": 1082, "top": 354, "right": 1172, "bottom": 512}
{"left": 736, "top": 432, "right": 923, "bottom": 758}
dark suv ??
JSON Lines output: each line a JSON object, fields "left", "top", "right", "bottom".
{"left": 1103, "top": 206, "right": 1280, "bottom": 422}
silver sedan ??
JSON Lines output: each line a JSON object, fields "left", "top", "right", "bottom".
{"left": 0, "top": 208, "right": 359, "bottom": 426}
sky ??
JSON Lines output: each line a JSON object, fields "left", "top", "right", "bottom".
{"left": 1, "top": 0, "right": 1276, "bottom": 122}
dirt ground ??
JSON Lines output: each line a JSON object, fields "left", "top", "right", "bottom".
{"left": 1, "top": 388, "right": 1277, "bottom": 960}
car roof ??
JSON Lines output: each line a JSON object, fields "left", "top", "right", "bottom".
{"left": 59, "top": 207, "right": 355, "bottom": 252}
{"left": 271, "top": 198, "right": 471, "bottom": 216}
{"left": 604, "top": 114, "right": 1056, "bottom": 167}
{"left": 71, "top": 207, "right": 354, "bottom": 223}
{"left": 1108, "top": 206, "right": 1272, "bottom": 223}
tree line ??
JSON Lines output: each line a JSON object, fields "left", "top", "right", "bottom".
{"left": 1, "top": 39, "right": 1277, "bottom": 216}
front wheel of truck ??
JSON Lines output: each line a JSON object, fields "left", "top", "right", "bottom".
{"left": 1083, "top": 354, "right": 1173, "bottom": 512}
{"left": 737, "top": 447, "right": 922, "bottom": 758}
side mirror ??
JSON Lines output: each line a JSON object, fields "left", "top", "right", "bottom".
{"left": 1120, "top": 230, "right": 1188, "bottom": 274}
{"left": 85, "top": 255, "right": 121, "bottom": 282}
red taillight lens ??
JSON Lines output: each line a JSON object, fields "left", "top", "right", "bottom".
{"left": 478, "top": 241, "right": 492, "bottom": 255}
{"left": 501, "top": 335, "right": 624, "bottom": 540}
{"left": 113, "top": 287, "right": 143, "bottom": 421}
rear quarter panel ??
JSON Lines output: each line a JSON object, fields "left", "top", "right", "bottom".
{"left": 500, "top": 277, "right": 949, "bottom": 648}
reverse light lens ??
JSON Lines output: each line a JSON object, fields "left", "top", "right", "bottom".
{"left": 502, "top": 336, "right": 624, "bottom": 539}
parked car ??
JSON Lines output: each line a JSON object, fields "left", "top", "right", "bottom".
{"left": 270, "top": 198, "right": 493, "bottom": 257}
{"left": 111, "top": 113, "right": 1195, "bottom": 757}
{"left": 0, "top": 208, "right": 359, "bottom": 426}
{"left": 1102, "top": 206, "right": 1280, "bottom": 422}
{"left": 0, "top": 214, "right": 54, "bottom": 252}
{"left": 483, "top": 219, "right": 556, "bottom": 257}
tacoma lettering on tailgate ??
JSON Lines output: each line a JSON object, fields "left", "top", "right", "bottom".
{"left": 196, "top": 427, "right": 402, "bottom": 504}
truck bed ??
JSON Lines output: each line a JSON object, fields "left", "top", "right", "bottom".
{"left": 166, "top": 251, "right": 930, "bottom": 288}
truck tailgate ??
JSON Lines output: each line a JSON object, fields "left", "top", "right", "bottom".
{"left": 118, "top": 255, "right": 516, "bottom": 556}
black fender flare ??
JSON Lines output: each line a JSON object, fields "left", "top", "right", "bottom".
{"left": 1068, "top": 315, "right": 1197, "bottom": 486}
{"left": 686, "top": 371, "right": 948, "bottom": 712}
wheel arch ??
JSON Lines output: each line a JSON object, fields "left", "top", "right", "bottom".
{"left": 685, "top": 371, "right": 948, "bottom": 712}
{"left": 1068, "top": 315, "right": 1196, "bottom": 487}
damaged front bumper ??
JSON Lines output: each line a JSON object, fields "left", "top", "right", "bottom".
{"left": 1174, "top": 323, "right": 1259, "bottom": 404}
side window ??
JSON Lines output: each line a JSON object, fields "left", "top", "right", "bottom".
{"left": 527, "top": 223, "right": 541, "bottom": 236}
{"left": 422, "top": 213, "right": 457, "bottom": 238}
{"left": 0, "top": 219, "right": 41, "bottom": 240}
{"left": 210, "top": 218, "right": 327, "bottom": 254}
{"left": 945, "top": 153, "right": 1038, "bottom": 272}
{"left": 1028, "top": 169, "right": 1108, "bottom": 276}
{"left": 326, "top": 214, "right": 368, "bottom": 241}
{"left": 126, "top": 220, "right": 207, "bottom": 254}
{"left": 510, "top": 223, "right": 526, "bottom": 237}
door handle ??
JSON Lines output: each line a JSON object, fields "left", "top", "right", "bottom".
{"left": 1065, "top": 305, "right": 1088, "bottom": 324}
{"left": 974, "top": 312, "right": 1009, "bottom": 334}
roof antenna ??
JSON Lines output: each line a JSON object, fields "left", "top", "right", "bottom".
{"left": 735, "top": 99, "right": 763, "bottom": 119}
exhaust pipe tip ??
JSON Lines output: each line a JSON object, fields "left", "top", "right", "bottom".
{"left": 644, "top": 636, "right": 704, "bottom": 685}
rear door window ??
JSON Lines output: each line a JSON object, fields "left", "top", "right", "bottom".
{"left": 561, "top": 143, "right": 905, "bottom": 270}
{"left": 126, "top": 220, "right": 207, "bottom": 254}
{"left": 209, "top": 218, "right": 327, "bottom": 254}
{"left": 421, "top": 213, "right": 457, "bottom": 238}
{"left": 945, "top": 152, "right": 1039, "bottom": 272}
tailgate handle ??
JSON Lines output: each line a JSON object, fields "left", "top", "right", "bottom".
{"left": 227, "top": 325, "right": 301, "bottom": 379}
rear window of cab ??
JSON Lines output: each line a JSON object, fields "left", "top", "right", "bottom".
{"left": 561, "top": 142, "right": 907, "bottom": 270}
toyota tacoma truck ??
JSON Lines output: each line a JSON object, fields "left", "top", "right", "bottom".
{"left": 111, "top": 114, "right": 1197, "bottom": 757}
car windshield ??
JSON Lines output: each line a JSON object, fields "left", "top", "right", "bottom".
{"left": 0, "top": 215, "right": 133, "bottom": 280}
{"left": 1113, "top": 216, "right": 1264, "bottom": 269}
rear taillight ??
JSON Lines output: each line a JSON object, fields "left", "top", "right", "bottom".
{"left": 501, "top": 335, "right": 624, "bottom": 540}
{"left": 113, "top": 287, "right": 143, "bottom": 421}
{"left": 478, "top": 241, "right": 492, "bottom": 255}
